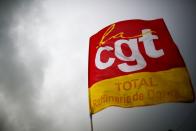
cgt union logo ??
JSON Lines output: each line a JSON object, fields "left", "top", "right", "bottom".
{"left": 95, "top": 24, "right": 164, "bottom": 72}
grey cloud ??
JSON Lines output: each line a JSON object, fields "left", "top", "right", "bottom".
{"left": 0, "top": 0, "right": 55, "bottom": 131}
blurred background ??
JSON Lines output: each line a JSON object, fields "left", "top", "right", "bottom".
{"left": 0, "top": 0, "right": 195, "bottom": 131}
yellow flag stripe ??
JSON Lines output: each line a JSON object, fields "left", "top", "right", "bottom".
{"left": 89, "top": 67, "right": 193, "bottom": 114}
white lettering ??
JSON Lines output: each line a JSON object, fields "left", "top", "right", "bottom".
{"left": 115, "top": 39, "right": 146, "bottom": 72}
{"left": 139, "top": 29, "right": 164, "bottom": 58}
{"left": 95, "top": 46, "right": 115, "bottom": 69}
{"left": 95, "top": 29, "right": 164, "bottom": 72}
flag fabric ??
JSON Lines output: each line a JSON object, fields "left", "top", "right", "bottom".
{"left": 88, "top": 19, "right": 194, "bottom": 114}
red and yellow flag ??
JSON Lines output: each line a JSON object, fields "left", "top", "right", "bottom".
{"left": 88, "top": 19, "right": 194, "bottom": 114}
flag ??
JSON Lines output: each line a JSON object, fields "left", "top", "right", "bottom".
{"left": 88, "top": 19, "right": 194, "bottom": 114}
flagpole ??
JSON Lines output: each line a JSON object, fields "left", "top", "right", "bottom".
{"left": 89, "top": 92, "right": 94, "bottom": 131}
{"left": 90, "top": 113, "right": 94, "bottom": 131}
{"left": 88, "top": 86, "right": 94, "bottom": 131}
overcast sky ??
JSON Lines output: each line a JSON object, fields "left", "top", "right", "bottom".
{"left": 0, "top": 0, "right": 196, "bottom": 131}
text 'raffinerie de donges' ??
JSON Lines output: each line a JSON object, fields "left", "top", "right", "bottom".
{"left": 92, "top": 89, "right": 180, "bottom": 108}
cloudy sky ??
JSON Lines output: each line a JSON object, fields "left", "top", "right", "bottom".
{"left": 0, "top": 0, "right": 196, "bottom": 131}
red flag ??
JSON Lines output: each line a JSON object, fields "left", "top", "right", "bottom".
{"left": 88, "top": 19, "right": 194, "bottom": 114}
